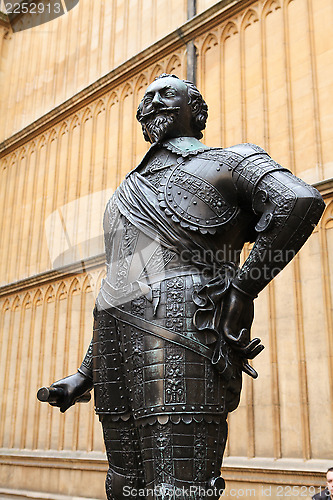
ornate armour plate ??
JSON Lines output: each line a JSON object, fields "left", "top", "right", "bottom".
{"left": 158, "top": 160, "right": 239, "bottom": 235}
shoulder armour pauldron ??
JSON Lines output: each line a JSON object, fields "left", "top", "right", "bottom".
{"left": 224, "top": 143, "right": 291, "bottom": 233}
{"left": 157, "top": 149, "right": 240, "bottom": 235}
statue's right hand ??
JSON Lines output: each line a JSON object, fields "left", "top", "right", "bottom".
{"left": 49, "top": 371, "right": 93, "bottom": 413}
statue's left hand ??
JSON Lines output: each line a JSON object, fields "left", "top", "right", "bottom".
{"left": 220, "top": 286, "right": 264, "bottom": 359}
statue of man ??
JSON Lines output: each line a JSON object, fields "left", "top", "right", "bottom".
{"left": 47, "top": 74, "right": 325, "bottom": 499}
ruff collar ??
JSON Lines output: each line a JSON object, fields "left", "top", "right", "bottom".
{"left": 161, "top": 137, "right": 210, "bottom": 157}
{"left": 128, "top": 137, "right": 210, "bottom": 177}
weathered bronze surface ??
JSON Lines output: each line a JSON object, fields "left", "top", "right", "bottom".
{"left": 38, "top": 74, "right": 325, "bottom": 499}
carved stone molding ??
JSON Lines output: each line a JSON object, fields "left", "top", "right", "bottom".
{"left": 0, "top": 448, "right": 107, "bottom": 471}
{"left": 222, "top": 456, "right": 332, "bottom": 486}
{"left": 0, "top": 489, "right": 99, "bottom": 500}
{"left": 313, "top": 178, "right": 333, "bottom": 199}
{"left": 0, "top": 253, "right": 105, "bottom": 298}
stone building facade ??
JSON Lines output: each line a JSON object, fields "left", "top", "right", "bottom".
{"left": 0, "top": 0, "right": 332, "bottom": 498}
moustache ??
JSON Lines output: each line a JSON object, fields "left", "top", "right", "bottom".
{"left": 139, "top": 106, "right": 180, "bottom": 123}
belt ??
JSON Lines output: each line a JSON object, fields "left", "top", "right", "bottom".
{"left": 103, "top": 304, "right": 230, "bottom": 377}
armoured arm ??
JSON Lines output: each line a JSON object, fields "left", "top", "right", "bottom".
{"left": 73, "top": 197, "right": 115, "bottom": 383}
{"left": 229, "top": 144, "right": 325, "bottom": 297}
{"left": 78, "top": 339, "right": 93, "bottom": 380}
{"left": 45, "top": 198, "right": 117, "bottom": 411}
{"left": 48, "top": 322, "right": 94, "bottom": 412}
{"left": 215, "top": 145, "right": 324, "bottom": 367}
{"left": 75, "top": 198, "right": 118, "bottom": 384}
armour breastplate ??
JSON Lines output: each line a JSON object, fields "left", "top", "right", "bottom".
{"left": 156, "top": 149, "right": 240, "bottom": 235}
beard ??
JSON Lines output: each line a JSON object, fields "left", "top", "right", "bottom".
{"left": 140, "top": 109, "right": 179, "bottom": 143}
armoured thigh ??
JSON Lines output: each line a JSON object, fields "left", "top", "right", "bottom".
{"left": 101, "top": 415, "right": 146, "bottom": 500}
{"left": 101, "top": 414, "right": 143, "bottom": 474}
{"left": 138, "top": 417, "right": 227, "bottom": 498}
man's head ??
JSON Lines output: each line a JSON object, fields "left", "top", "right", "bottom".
{"left": 136, "top": 74, "right": 208, "bottom": 143}
{"left": 327, "top": 468, "right": 333, "bottom": 496}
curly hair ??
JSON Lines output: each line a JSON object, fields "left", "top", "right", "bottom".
{"left": 136, "top": 73, "right": 208, "bottom": 140}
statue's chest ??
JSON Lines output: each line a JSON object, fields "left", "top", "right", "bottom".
{"left": 156, "top": 154, "right": 239, "bottom": 235}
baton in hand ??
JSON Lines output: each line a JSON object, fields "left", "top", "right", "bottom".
{"left": 37, "top": 386, "right": 91, "bottom": 405}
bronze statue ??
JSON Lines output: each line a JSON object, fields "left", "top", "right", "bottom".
{"left": 40, "top": 74, "right": 325, "bottom": 499}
